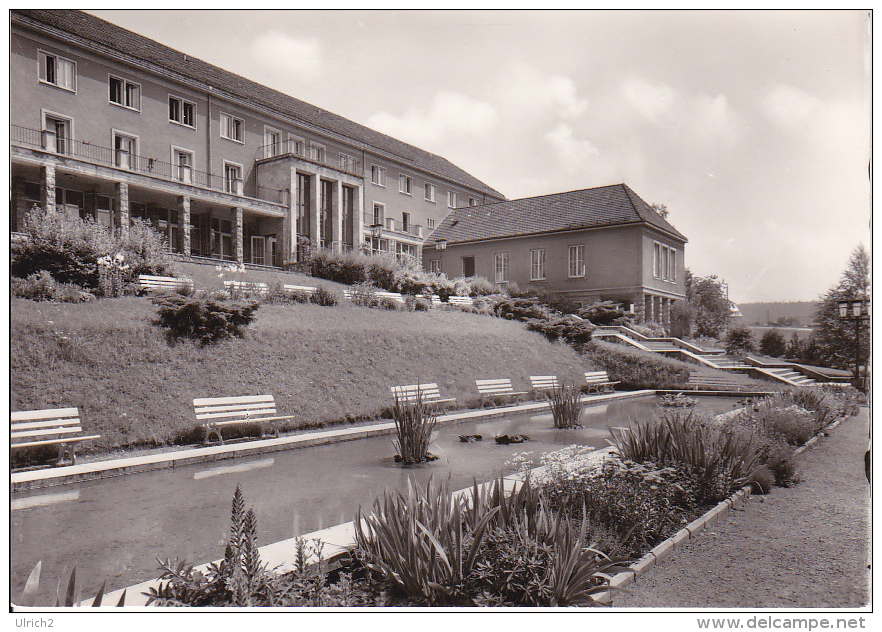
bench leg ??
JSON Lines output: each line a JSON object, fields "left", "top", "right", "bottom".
{"left": 56, "top": 442, "right": 75, "bottom": 467}
{"left": 204, "top": 424, "right": 224, "bottom": 445}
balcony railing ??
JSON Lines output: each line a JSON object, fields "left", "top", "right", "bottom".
{"left": 361, "top": 212, "right": 423, "bottom": 238}
{"left": 257, "top": 139, "right": 362, "bottom": 177}
{"left": 12, "top": 125, "right": 287, "bottom": 206}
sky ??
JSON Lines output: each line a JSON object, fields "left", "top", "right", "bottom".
{"left": 89, "top": 9, "right": 872, "bottom": 304}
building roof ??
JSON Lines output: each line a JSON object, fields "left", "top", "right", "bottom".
{"left": 11, "top": 9, "right": 505, "bottom": 200}
{"left": 424, "top": 183, "right": 688, "bottom": 246}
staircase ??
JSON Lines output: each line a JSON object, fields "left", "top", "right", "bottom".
{"left": 642, "top": 341, "right": 681, "bottom": 353}
{"left": 760, "top": 368, "right": 818, "bottom": 386}
{"left": 695, "top": 354, "right": 752, "bottom": 370}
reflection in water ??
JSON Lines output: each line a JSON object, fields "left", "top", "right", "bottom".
{"left": 193, "top": 458, "right": 275, "bottom": 480}
{"left": 11, "top": 489, "right": 80, "bottom": 511}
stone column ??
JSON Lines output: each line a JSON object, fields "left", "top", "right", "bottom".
{"left": 114, "top": 182, "right": 129, "bottom": 235}
{"left": 634, "top": 293, "right": 646, "bottom": 323}
{"left": 178, "top": 195, "right": 191, "bottom": 256}
{"left": 12, "top": 179, "right": 29, "bottom": 231}
{"left": 40, "top": 165, "right": 56, "bottom": 211}
{"left": 355, "top": 183, "right": 366, "bottom": 252}
{"left": 309, "top": 175, "right": 320, "bottom": 246}
{"left": 234, "top": 207, "right": 244, "bottom": 265}
{"left": 332, "top": 180, "right": 344, "bottom": 251}
{"left": 645, "top": 294, "right": 654, "bottom": 322}
{"left": 661, "top": 297, "right": 670, "bottom": 328}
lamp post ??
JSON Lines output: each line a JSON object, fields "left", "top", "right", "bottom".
{"left": 837, "top": 298, "right": 870, "bottom": 389}
{"left": 369, "top": 224, "right": 383, "bottom": 254}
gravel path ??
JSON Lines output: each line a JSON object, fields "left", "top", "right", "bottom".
{"left": 614, "top": 407, "right": 871, "bottom": 608}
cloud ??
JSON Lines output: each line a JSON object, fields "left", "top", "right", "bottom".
{"left": 366, "top": 92, "right": 499, "bottom": 147}
{"left": 760, "top": 84, "right": 820, "bottom": 129}
{"left": 543, "top": 124, "right": 599, "bottom": 174}
{"left": 496, "top": 64, "right": 589, "bottom": 120}
{"left": 620, "top": 77, "right": 677, "bottom": 122}
{"left": 249, "top": 31, "right": 322, "bottom": 79}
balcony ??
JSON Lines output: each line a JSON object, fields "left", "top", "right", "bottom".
{"left": 362, "top": 212, "right": 423, "bottom": 239}
{"left": 11, "top": 125, "right": 287, "bottom": 205}
{"left": 257, "top": 139, "right": 362, "bottom": 177}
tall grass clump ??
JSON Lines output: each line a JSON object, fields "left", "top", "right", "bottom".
{"left": 548, "top": 382, "right": 583, "bottom": 428}
{"left": 609, "top": 409, "right": 762, "bottom": 502}
{"left": 391, "top": 390, "right": 437, "bottom": 464}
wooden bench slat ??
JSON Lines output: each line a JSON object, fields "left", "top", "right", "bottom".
{"left": 193, "top": 395, "right": 275, "bottom": 407}
{"left": 11, "top": 418, "right": 82, "bottom": 431}
{"left": 12, "top": 426, "right": 84, "bottom": 440}
{"left": 530, "top": 376, "right": 560, "bottom": 389}
{"left": 195, "top": 409, "right": 278, "bottom": 421}
{"left": 13, "top": 434, "right": 102, "bottom": 450}
{"left": 11, "top": 408, "right": 80, "bottom": 422}
{"left": 194, "top": 401, "right": 278, "bottom": 414}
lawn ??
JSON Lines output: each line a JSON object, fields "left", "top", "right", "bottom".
{"left": 11, "top": 296, "right": 594, "bottom": 453}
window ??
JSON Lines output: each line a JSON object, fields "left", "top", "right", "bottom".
{"left": 371, "top": 165, "right": 386, "bottom": 186}
{"left": 427, "top": 217, "right": 435, "bottom": 229}
{"left": 399, "top": 174, "right": 412, "bottom": 195}
{"left": 530, "top": 249, "right": 546, "bottom": 281}
{"left": 448, "top": 191, "right": 457, "bottom": 208}
{"left": 109, "top": 75, "right": 140, "bottom": 111}
{"left": 669, "top": 249, "right": 677, "bottom": 282}
{"left": 402, "top": 212, "right": 411, "bottom": 232}
{"left": 653, "top": 242, "right": 662, "bottom": 278}
{"left": 662, "top": 247, "right": 669, "bottom": 281}
{"left": 309, "top": 142, "right": 326, "bottom": 163}
{"left": 568, "top": 245, "right": 585, "bottom": 278}
{"left": 339, "top": 153, "right": 358, "bottom": 172}
{"left": 172, "top": 147, "right": 193, "bottom": 180}
{"left": 220, "top": 113, "right": 244, "bottom": 143}
{"left": 287, "top": 134, "right": 305, "bottom": 156}
{"left": 264, "top": 127, "right": 282, "bottom": 158}
{"left": 169, "top": 95, "right": 196, "bottom": 128}
{"left": 113, "top": 131, "right": 137, "bottom": 168}
{"left": 430, "top": 259, "right": 442, "bottom": 273}
{"left": 224, "top": 162, "right": 243, "bottom": 194}
{"left": 38, "top": 50, "right": 76, "bottom": 91}
{"left": 469, "top": 197, "right": 477, "bottom": 207}
{"left": 462, "top": 256, "right": 475, "bottom": 277}
{"left": 43, "top": 112, "right": 71, "bottom": 154}
{"left": 372, "top": 202, "right": 385, "bottom": 226}
{"left": 425, "top": 183, "right": 435, "bottom": 202}
{"left": 495, "top": 252, "right": 510, "bottom": 283}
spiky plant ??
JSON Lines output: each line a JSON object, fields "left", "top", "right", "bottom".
{"left": 16, "top": 561, "right": 126, "bottom": 607}
{"left": 391, "top": 388, "right": 437, "bottom": 464}
{"left": 548, "top": 382, "right": 583, "bottom": 428}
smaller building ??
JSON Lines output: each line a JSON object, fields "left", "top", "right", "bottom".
{"left": 422, "top": 183, "right": 688, "bottom": 324}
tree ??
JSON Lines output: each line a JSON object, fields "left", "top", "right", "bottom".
{"left": 725, "top": 326, "right": 755, "bottom": 354}
{"left": 651, "top": 203, "right": 669, "bottom": 219}
{"left": 785, "top": 331, "right": 802, "bottom": 360}
{"left": 760, "top": 329, "right": 786, "bottom": 357}
{"left": 685, "top": 270, "right": 730, "bottom": 338}
{"left": 810, "top": 244, "right": 870, "bottom": 374}
{"left": 669, "top": 300, "right": 693, "bottom": 338}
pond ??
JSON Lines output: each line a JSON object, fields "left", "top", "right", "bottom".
{"left": 10, "top": 394, "right": 741, "bottom": 602}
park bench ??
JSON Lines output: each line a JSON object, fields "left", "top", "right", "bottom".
{"left": 447, "top": 296, "right": 475, "bottom": 307}
{"left": 193, "top": 394, "right": 297, "bottom": 445}
{"left": 11, "top": 407, "right": 101, "bottom": 466}
{"left": 223, "top": 280, "right": 269, "bottom": 296}
{"left": 138, "top": 274, "right": 193, "bottom": 293}
{"left": 390, "top": 383, "right": 456, "bottom": 409}
{"left": 529, "top": 375, "right": 561, "bottom": 393}
{"left": 686, "top": 373, "right": 750, "bottom": 391}
{"left": 475, "top": 378, "right": 528, "bottom": 407}
{"left": 584, "top": 371, "right": 620, "bottom": 394}
{"left": 343, "top": 288, "right": 406, "bottom": 306}
{"left": 283, "top": 284, "right": 317, "bottom": 300}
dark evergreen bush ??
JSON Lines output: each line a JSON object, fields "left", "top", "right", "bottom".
{"left": 725, "top": 326, "right": 755, "bottom": 354}
{"left": 152, "top": 295, "right": 259, "bottom": 346}
{"left": 760, "top": 329, "right": 786, "bottom": 357}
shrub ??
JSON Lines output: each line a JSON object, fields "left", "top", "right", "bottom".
{"left": 308, "top": 249, "right": 367, "bottom": 286}
{"left": 726, "top": 326, "right": 755, "bottom": 354}
{"left": 581, "top": 340, "right": 690, "bottom": 389}
{"left": 11, "top": 271, "right": 95, "bottom": 303}
{"left": 669, "top": 301, "right": 693, "bottom": 338}
{"left": 548, "top": 383, "right": 583, "bottom": 428}
{"left": 465, "top": 276, "right": 498, "bottom": 297}
{"left": 390, "top": 390, "right": 437, "bottom": 464}
{"left": 367, "top": 256, "right": 398, "bottom": 292}
{"left": 12, "top": 206, "right": 173, "bottom": 289}
{"left": 429, "top": 274, "right": 456, "bottom": 301}
{"left": 760, "top": 329, "right": 787, "bottom": 357}
{"left": 378, "top": 296, "right": 400, "bottom": 311}
{"left": 347, "top": 281, "right": 379, "bottom": 307}
{"left": 152, "top": 295, "right": 259, "bottom": 346}
{"left": 524, "top": 316, "right": 594, "bottom": 347}
{"left": 494, "top": 297, "right": 553, "bottom": 321}
{"left": 310, "top": 285, "right": 339, "bottom": 307}
{"left": 579, "top": 301, "right": 625, "bottom": 325}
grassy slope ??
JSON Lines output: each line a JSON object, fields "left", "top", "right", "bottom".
{"left": 11, "top": 297, "right": 593, "bottom": 452}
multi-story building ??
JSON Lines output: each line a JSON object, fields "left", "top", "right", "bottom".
{"left": 422, "top": 184, "right": 688, "bottom": 324}
{"left": 9, "top": 9, "right": 505, "bottom": 267}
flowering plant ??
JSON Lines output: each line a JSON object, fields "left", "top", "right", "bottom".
{"left": 97, "top": 252, "right": 131, "bottom": 297}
